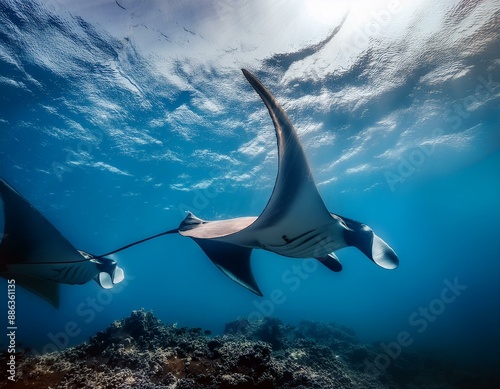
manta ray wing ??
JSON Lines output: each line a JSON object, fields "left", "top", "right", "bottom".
{"left": 179, "top": 212, "right": 262, "bottom": 294}
{"left": 193, "top": 238, "right": 262, "bottom": 296}
{"left": 0, "top": 178, "right": 84, "bottom": 265}
{"left": 0, "top": 178, "right": 123, "bottom": 306}
{"left": 239, "top": 69, "right": 334, "bottom": 243}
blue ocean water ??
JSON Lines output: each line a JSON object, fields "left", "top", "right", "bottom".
{"left": 0, "top": 0, "right": 499, "bottom": 376}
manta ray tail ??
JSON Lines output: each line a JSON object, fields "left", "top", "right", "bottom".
{"left": 96, "top": 228, "right": 178, "bottom": 258}
{"left": 341, "top": 216, "right": 399, "bottom": 269}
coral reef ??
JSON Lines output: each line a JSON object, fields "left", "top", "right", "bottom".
{"left": 0, "top": 310, "right": 497, "bottom": 388}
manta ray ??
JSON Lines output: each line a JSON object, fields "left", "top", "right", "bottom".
{"left": 0, "top": 178, "right": 124, "bottom": 307}
{"left": 173, "top": 69, "right": 399, "bottom": 295}
{"left": 98, "top": 69, "right": 399, "bottom": 296}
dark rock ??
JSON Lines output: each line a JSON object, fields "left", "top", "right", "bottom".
{"left": 1, "top": 309, "right": 497, "bottom": 389}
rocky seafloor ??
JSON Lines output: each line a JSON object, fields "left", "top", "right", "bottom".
{"left": 1, "top": 310, "right": 498, "bottom": 388}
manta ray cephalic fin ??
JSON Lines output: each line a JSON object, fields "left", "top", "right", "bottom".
{"left": 316, "top": 252, "right": 343, "bottom": 272}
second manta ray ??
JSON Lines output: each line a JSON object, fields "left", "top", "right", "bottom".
{"left": 115, "top": 69, "right": 399, "bottom": 296}
{"left": 0, "top": 178, "right": 125, "bottom": 307}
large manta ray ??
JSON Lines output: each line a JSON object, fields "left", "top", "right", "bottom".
{"left": 172, "top": 69, "right": 399, "bottom": 295}
{"left": 105, "top": 69, "right": 399, "bottom": 295}
{"left": 0, "top": 178, "right": 124, "bottom": 307}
